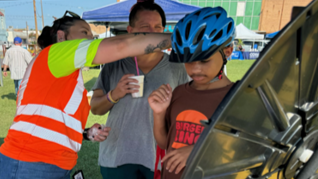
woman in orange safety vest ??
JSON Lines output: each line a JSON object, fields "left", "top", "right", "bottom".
{"left": 0, "top": 11, "right": 171, "bottom": 179}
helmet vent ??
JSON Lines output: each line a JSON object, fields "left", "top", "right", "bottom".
{"left": 227, "top": 21, "right": 233, "bottom": 34}
{"left": 185, "top": 21, "right": 192, "bottom": 40}
{"left": 175, "top": 29, "right": 183, "bottom": 46}
{"left": 193, "top": 25, "right": 206, "bottom": 45}
{"left": 212, "top": 30, "right": 223, "bottom": 42}
{"left": 209, "top": 29, "right": 217, "bottom": 38}
{"left": 203, "top": 13, "right": 220, "bottom": 20}
{"left": 194, "top": 10, "right": 201, "bottom": 16}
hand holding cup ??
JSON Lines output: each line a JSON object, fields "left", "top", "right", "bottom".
{"left": 128, "top": 75, "right": 144, "bottom": 98}
{"left": 112, "top": 74, "right": 140, "bottom": 100}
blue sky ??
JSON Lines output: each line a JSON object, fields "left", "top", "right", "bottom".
{"left": 1, "top": 0, "right": 117, "bottom": 30}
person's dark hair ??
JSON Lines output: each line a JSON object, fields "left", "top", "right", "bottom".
{"left": 129, "top": 2, "right": 166, "bottom": 27}
{"left": 38, "top": 11, "right": 85, "bottom": 49}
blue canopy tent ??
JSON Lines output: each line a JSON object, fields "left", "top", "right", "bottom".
{"left": 266, "top": 31, "right": 279, "bottom": 39}
{"left": 82, "top": 0, "right": 200, "bottom": 34}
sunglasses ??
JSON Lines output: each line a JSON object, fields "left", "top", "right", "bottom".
{"left": 55, "top": 10, "right": 81, "bottom": 31}
{"left": 63, "top": 10, "right": 81, "bottom": 19}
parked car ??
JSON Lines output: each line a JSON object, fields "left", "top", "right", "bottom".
{"left": 182, "top": 1, "right": 318, "bottom": 179}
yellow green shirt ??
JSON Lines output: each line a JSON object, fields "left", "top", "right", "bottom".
{"left": 48, "top": 39, "right": 102, "bottom": 78}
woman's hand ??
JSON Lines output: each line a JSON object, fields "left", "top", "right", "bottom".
{"left": 88, "top": 123, "right": 111, "bottom": 142}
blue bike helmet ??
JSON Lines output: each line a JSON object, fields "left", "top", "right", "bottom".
{"left": 169, "top": 7, "right": 235, "bottom": 63}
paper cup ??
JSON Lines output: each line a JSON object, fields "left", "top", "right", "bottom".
{"left": 128, "top": 75, "right": 144, "bottom": 98}
{"left": 87, "top": 91, "right": 94, "bottom": 104}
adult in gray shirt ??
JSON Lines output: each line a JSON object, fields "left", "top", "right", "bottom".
{"left": 91, "top": 2, "right": 188, "bottom": 179}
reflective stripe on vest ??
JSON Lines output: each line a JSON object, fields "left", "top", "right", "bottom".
{"left": 16, "top": 104, "right": 82, "bottom": 134}
{"left": 17, "top": 56, "right": 37, "bottom": 107}
{"left": 10, "top": 121, "right": 81, "bottom": 152}
{"left": 64, "top": 70, "right": 84, "bottom": 115}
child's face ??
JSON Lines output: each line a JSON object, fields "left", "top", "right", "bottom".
{"left": 185, "top": 52, "right": 223, "bottom": 84}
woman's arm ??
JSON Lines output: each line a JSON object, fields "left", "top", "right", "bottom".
{"left": 93, "top": 33, "right": 171, "bottom": 64}
{"left": 47, "top": 33, "right": 171, "bottom": 78}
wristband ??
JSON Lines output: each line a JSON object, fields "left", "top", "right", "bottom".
{"left": 106, "top": 92, "right": 113, "bottom": 104}
{"left": 82, "top": 128, "right": 90, "bottom": 140}
{"left": 107, "top": 90, "right": 119, "bottom": 104}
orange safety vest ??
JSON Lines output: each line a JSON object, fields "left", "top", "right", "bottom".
{"left": 0, "top": 45, "right": 90, "bottom": 170}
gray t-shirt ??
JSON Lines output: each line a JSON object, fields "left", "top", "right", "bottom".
{"left": 92, "top": 53, "right": 188, "bottom": 171}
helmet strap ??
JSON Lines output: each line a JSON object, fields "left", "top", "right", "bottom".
{"left": 209, "top": 50, "right": 227, "bottom": 84}
{"left": 209, "top": 76, "right": 220, "bottom": 83}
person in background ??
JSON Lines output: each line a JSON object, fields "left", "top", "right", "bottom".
{"left": 0, "top": 10, "right": 171, "bottom": 179}
{"left": 90, "top": 1, "right": 188, "bottom": 179}
{"left": 2, "top": 36, "right": 32, "bottom": 97}
{"left": 238, "top": 44, "right": 244, "bottom": 52}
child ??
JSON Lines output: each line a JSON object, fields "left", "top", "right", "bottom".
{"left": 148, "top": 7, "right": 236, "bottom": 179}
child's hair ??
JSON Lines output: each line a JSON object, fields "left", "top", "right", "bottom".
{"left": 129, "top": 1, "right": 166, "bottom": 28}
{"left": 38, "top": 16, "right": 85, "bottom": 49}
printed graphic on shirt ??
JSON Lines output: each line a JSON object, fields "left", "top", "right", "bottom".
{"left": 172, "top": 110, "right": 207, "bottom": 149}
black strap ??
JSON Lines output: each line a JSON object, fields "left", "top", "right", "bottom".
{"left": 217, "top": 50, "right": 227, "bottom": 78}
{"left": 82, "top": 128, "right": 90, "bottom": 141}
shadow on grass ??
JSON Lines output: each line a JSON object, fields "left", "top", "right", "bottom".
{"left": 1, "top": 93, "right": 16, "bottom": 101}
{"left": 84, "top": 77, "right": 98, "bottom": 91}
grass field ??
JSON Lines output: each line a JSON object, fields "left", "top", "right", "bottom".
{"left": 0, "top": 60, "right": 254, "bottom": 179}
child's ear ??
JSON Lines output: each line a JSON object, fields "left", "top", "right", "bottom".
{"left": 56, "top": 30, "right": 66, "bottom": 42}
{"left": 230, "top": 46, "right": 234, "bottom": 53}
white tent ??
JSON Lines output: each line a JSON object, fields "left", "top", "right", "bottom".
{"left": 235, "top": 23, "right": 264, "bottom": 39}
